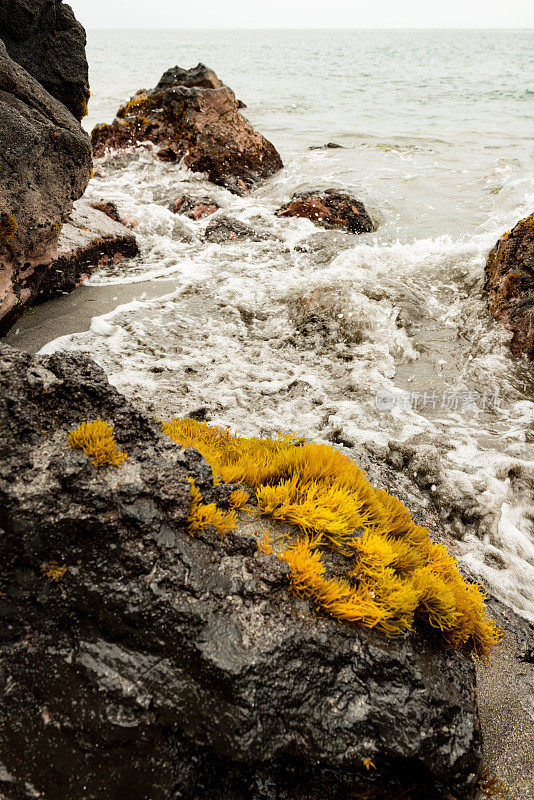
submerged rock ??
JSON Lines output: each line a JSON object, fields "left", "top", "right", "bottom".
{"left": 91, "top": 63, "right": 283, "bottom": 194}
{"left": 485, "top": 213, "right": 534, "bottom": 360}
{"left": 0, "top": 345, "right": 484, "bottom": 799}
{"left": 276, "top": 190, "right": 375, "bottom": 234}
{"left": 0, "top": 40, "right": 92, "bottom": 334}
{"left": 309, "top": 142, "right": 345, "bottom": 150}
{"left": 156, "top": 145, "right": 178, "bottom": 162}
{"left": 171, "top": 194, "right": 220, "bottom": 220}
{"left": 204, "top": 215, "right": 270, "bottom": 242}
{"left": 0, "top": 0, "right": 90, "bottom": 120}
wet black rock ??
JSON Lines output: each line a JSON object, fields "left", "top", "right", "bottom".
{"left": 0, "top": 0, "right": 90, "bottom": 120}
{"left": 0, "top": 346, "right": 482, "bottom": 799}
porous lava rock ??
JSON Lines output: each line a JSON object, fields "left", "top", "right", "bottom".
{"left": 0, "top": 0, "right": 90, "bottom": 120}
{"left": 91, "top": 63, "right": 283, "bottom": 194}
{"left": 171, "top": 194, "right": 220, "bottom": 220}
{"left": 0, "top": 346, "right": 483, "bottom": 800}
{"left": 0, "top": 40, "right": 92, "bottom": 333}
{"left": 276, "top": 189, "right": 375, "bottom": 234}
{"left": 484, "top": 213, "right": 534, "bottom": 360}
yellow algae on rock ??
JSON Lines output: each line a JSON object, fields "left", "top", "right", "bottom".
{"left": 0, "top": 212, "right": 17, "bottom": 243}
{"left": 68, "top": 420, "right": 127, "bottom": 467}
{"left": 162, "top": 417, "right": 500, "bottom": 659}
{"left": 187, "top": 480, "right": 237, "bottom": 537}
{"left": 41, "top": 561, "right": 67, "bottom": 582}
{"left": 228, "top": 488, "right": 251, "bottom": 509}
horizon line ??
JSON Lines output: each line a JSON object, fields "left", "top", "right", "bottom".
{"left": 85, "top": 26, "right": 534, "bottom": 31}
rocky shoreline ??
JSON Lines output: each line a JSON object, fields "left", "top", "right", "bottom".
{"left": 1, "top": 4, "right": 533, "bottom": 800}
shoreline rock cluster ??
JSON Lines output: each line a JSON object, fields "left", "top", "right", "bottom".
{"left": 0, "top": 35, "right": 92, "bottom": 331}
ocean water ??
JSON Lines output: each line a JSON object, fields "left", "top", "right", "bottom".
{"left": 38, "top": 30, "right": 534, "bottom": 619}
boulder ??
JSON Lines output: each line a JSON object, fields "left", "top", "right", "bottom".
{"left": 91, "top": 63, "right": 283, "bottom": 194}
{"left": 0, "top": 40, "right": 92, "bottom": 333}
{"left": 31, "top": 200, "right": 138, "bottom": 302}
{"left": 0, "top": 0, "right": 90, "bottom": 120}
{"left": 171, "top": 194, "right": 220, "bottom": 220}
{"left": 276, "top": 190, "right": 375, "bottom": 234}
{"left": 484, "top": 213, "right": 534, "bottom": 360}
{"left": 0, "top": 345, "right": 484, "bottom": 800}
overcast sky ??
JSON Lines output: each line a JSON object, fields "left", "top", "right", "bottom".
{"left": 70, "top": 0, "right": 534, "bottom": 30}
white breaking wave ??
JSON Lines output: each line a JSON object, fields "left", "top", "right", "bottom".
{"left": 40, "top": 142, "right": 534, "bottom": 622}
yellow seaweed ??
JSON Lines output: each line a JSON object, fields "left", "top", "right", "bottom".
{"left": 187, "top": 481, "right": 236, "bottom": 537}
{"left": 161, "top": 417, "right": 500, "bottom": 658}
{"left": 68, "top": 420, "right": 127, "bottom": 467}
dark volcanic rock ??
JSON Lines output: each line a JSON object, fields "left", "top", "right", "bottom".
{"left": 0, "top": 346, "right": 483, "bottom": 800}
{"left": 484, "top": 213, "right": 534, "bottom": 360}
{"left": 171, "top": 194, "right": 220, "bottom": 220}
{"left": 277, "top": 190, "right": 375, "bottom": 234}
{"left": 204, "top": 215, "right": 270, "bottom": 243}
{"left": 0, "top": 40, "right": 92, "bottom": 333}
{"left": 157, "top": 62, "right": 223, "bottom": 91}
{"left": 0, "top": 0, "right": 90, "bottom": 120}
{"left": 91, "top": 63, "right": 283, "bottom": 194}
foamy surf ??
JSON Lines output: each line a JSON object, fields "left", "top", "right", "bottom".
{"left": 35, "top": 140, "right": 534, "bottom": 622}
